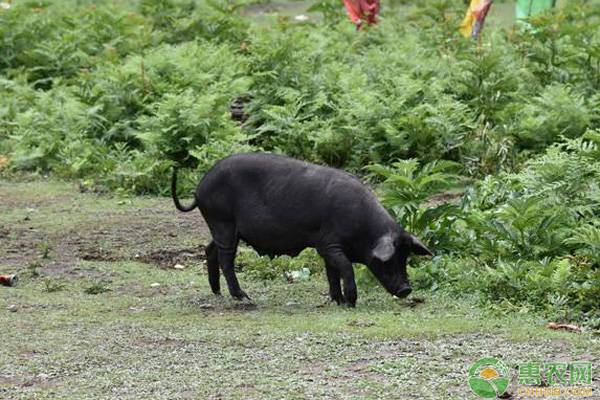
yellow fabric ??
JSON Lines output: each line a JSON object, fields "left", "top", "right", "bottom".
{"left": 459, "top": 0, "right": 483, "bottom": 38}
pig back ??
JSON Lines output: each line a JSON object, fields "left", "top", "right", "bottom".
{"left": 197, "top": 153, "right": 391, "bottom": 256}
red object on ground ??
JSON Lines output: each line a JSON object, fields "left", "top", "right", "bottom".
{"left": 0, "top": 274, "right": 18, "bottom": 287}
{"left": 343, "top": 0, "right": 380, "bottom": 29}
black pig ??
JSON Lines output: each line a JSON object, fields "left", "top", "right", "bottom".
{"left": 172, "top": 153, "right": 432, "bottom": 306}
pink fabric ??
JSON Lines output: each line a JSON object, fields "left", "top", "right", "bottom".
{"left": 473, "top": 0, "right": 493, "bottom": 20}
{"left": 343, "top": 0, "right": 380, "bottom": 29}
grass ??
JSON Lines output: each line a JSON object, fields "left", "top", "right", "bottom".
{"left": 1, "top": 178, "right": 599, "bottom": 399}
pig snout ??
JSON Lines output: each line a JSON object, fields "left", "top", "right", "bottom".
{"left": 395, "top": 283, "right": 412, "bottom": 298}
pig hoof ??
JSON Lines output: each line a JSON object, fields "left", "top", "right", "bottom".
{"left": 345, "top": 298, "right": 356, "bottom": 308}
{"left": 232, "top": 290, "right": 251, "bottom": 301}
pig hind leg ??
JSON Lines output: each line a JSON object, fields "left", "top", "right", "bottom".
{"left": 210, "top": 221, "right": 250, "bottom": 300}
{"left": 205, "top": 241, "right": 221, "bottom": 295}
{"left": 218, "top": 246, "right": 250, "bottom": 300}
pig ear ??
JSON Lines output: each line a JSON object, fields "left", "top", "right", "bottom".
{"left": 372, "top": 235, "right": 395, "bottom": 262}
{"left": 410, "top": 235, "right": 433, "bottom": 256}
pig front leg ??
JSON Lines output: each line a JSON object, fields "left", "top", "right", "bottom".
{"left": 325, "top": 264, "right": 344, "bottom": 305}
{"left": 321, "top": 248, "right": 357, "bottom": 307}
{"left": 341, "top": 267, "right": 357, "bottom": 307}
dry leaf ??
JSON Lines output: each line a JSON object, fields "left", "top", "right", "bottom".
{"left": 547, "top": 322, "right": 582, "bottom": 333}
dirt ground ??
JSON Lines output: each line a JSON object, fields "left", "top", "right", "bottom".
{"left": 0, "top": 179, "right": 210, "bottom": 277}
{"left": 1, "top": 179, "right": 599, "bottom": 399}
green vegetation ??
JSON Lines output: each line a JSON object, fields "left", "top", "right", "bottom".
{"left": 0, "top": 0, "right": 599, "bottom": 364}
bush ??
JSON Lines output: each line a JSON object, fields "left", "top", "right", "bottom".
{"left": 237, "top": 248, "right": 323, "bottom": 281}
{"left": 416, "top": 135, "right": 600, "bottom": 324}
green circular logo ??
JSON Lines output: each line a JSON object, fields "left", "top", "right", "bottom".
{"left": 468, "top": 357, "right": 509, "bottom": 398}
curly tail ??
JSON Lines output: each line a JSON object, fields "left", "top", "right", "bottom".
{"left": 171, "top": 167, "right": 197, "bottom": 212}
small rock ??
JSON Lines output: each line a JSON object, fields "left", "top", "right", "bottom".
{"left": 198, "top": 303, "right": 213, "bottom": 310}
{"left": 37, "top": 373, "right": 49, "bottom": 380}
{"left": 7, "top": 304, "right": 18, "bottom": 312}
{"left": 173, "top": 264, "right": 185, "bottom": 270}
{"left": 285, "top": 302, "right": 299, "bottom": 307}
{"left": 150, "top": 283, "right": 161, "bottom": 288}
{"left": 347, "top": 319, "right": 376, "bottom": 328}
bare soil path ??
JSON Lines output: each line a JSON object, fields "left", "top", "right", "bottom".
{"left": 0, "top": 179, "right": 210, "bottom": 278}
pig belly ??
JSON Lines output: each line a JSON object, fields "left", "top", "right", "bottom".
{"left": 236, "top": 217, "right": 317, "bottom": 258}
